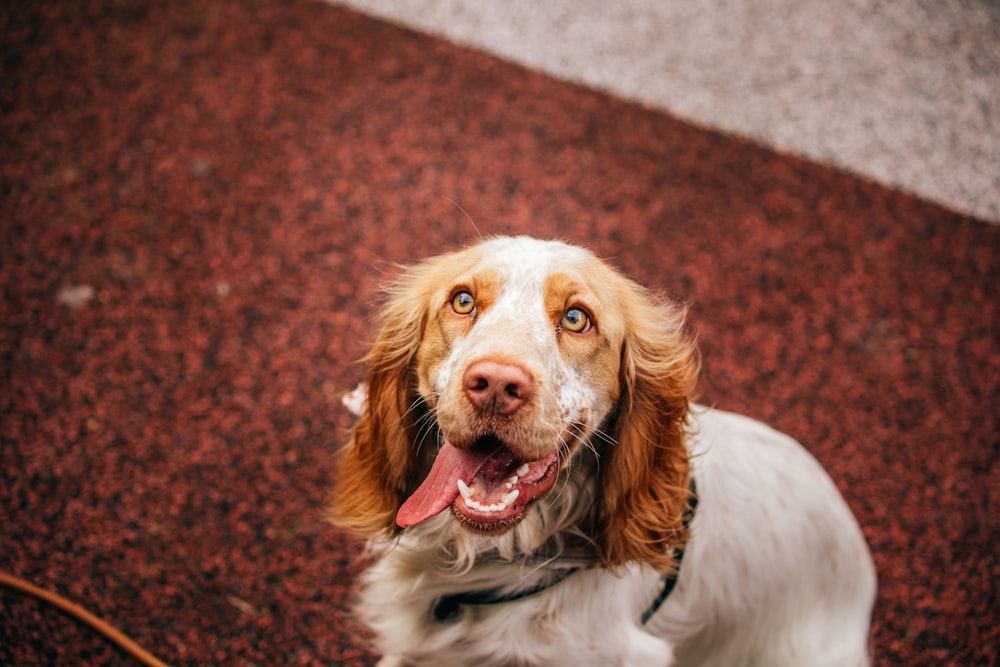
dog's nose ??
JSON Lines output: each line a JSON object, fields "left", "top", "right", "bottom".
{"left": 463, "top": 360, "right": 534, "bottom": 416}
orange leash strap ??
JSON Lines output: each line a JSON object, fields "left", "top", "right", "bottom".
{"left": 0, "top": 571, "right": 171, "bottom": 667}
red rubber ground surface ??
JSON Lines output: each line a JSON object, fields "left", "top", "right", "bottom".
{"left": 2, "top": 1, "right": 997, "bottom": 664}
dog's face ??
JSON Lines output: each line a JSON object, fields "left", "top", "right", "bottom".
{"left": 331, "top": 236, "right": 697, "bottom": 571}
{"left": 401, "top": 238, "right": 626, "bottom": 533}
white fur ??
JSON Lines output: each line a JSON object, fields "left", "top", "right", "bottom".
{"left": 358, "top": 408, "right": 875, "bottom": 667}
{"left": 345, "top": 238, "right": 876, "bottom": 667}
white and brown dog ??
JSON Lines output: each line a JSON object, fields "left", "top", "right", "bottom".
{"left": 330, "top": 236, "right": 875, "bottom": 666}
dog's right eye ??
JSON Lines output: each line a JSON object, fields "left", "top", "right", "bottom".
{"left": 451, "top": 291, "right": 476, "bottom": 315}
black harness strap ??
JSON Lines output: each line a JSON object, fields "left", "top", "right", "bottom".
{"left": 433, "top": 567, "right": 579, "bottom": 621}
{"left": 641, "top": 478, "right": 699, "bottom": 625}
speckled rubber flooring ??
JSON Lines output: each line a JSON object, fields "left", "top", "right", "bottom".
{"left": 1, "top": 1, "right": 997, "bottom": 665}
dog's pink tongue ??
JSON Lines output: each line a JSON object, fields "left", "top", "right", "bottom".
{"left": 396, "top": 442, "right": 489, "bottom": 528}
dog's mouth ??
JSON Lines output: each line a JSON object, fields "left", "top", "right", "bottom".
{"left": 396, "top": 436, "right": 564, "bottom": 532}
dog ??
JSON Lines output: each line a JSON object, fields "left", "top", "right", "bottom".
{"left": 329, "top": 236, "right": 876, "bottom": 666}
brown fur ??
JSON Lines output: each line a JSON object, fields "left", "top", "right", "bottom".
{"left": 328, "top": 252, "right": 475, "bottom": 534}
{"left": 597, "top": 270, "right": 699, "bottom": 572}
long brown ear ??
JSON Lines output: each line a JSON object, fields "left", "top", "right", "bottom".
{"left": 327, "top": 262, "right": 442, "bottom": 536}
{"left": 598, "top": 278, "right": 699, "bottom": 573}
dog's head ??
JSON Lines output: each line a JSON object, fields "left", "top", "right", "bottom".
{"left": 329, "top": 236, "right": 697, "bottom": 571}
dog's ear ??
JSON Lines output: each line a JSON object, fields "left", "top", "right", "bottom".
{"left": 328, "top": 262, "right": 443, "bottom": 535}
{"left": 598, "top": 278, "right": 699, "bottom": 573}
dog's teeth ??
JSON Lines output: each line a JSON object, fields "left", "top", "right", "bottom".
{"left": 459, "top": 483, "right": 520, "bottom": 513}
{"left": 516, "top": 463, "right": 530, "bottom": 476}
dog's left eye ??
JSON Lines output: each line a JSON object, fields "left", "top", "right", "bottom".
{"left": 451, "top": 290, "right": 476, "bottom": 315}
{"left": 561, "top": 307, "right": 591, "bottom": 333}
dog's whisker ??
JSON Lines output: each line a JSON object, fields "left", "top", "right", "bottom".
{"left": 411, "top": 401, "right": 441, "bottom": 457}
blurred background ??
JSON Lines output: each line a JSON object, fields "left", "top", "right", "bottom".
{"left": 2, "top": 1, "right": 997, "bottom": 665}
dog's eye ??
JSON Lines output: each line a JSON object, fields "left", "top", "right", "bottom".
{"left": 451, "top": 290, "right": 476, "bottom": 315}
{"left": 561, "top": 307, "right": 591, "bottom": 333}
